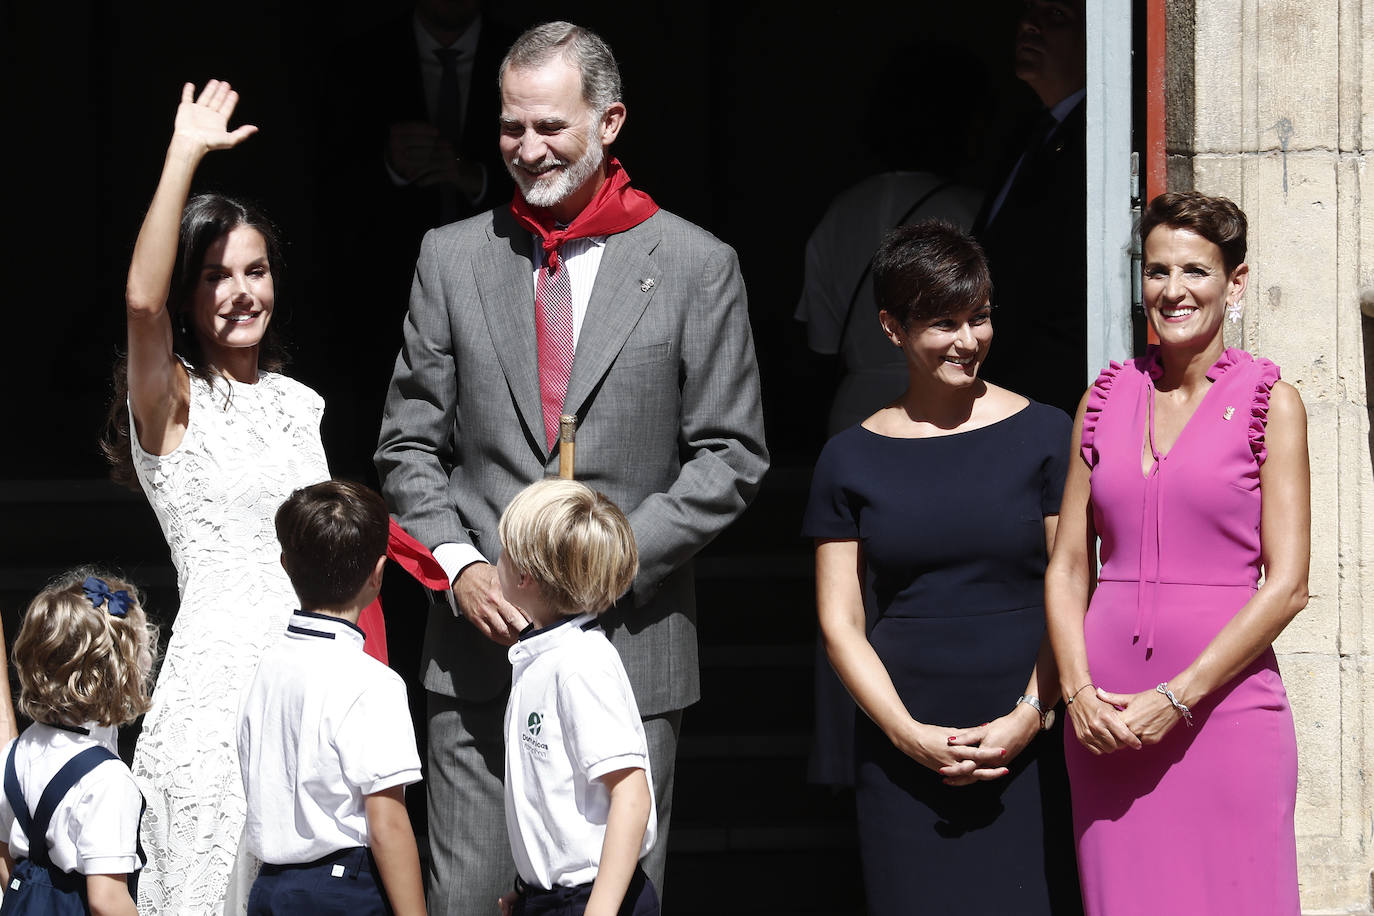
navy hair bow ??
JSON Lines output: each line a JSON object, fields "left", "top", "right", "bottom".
{"left": 82, "top": 576, "right": 131, "bottom": 618}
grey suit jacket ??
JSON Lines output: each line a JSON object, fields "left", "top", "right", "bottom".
{"left": 375, "top": 204, "right": 769, "bottom": 717}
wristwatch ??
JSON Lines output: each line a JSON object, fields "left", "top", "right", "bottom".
{"left": 1016, "top": 694, "right": 1054, "bottom": 731}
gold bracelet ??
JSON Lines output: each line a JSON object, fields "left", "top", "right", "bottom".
{"left": 1066, "top": 682, "right": 1095, "bottom": 704}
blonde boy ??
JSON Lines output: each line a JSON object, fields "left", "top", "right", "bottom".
{"left": 496, "top": 479, "right": 659, "bottom": 916}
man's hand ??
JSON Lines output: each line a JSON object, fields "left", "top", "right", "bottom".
{"left": 387, "top": 121, "right": 445, "bottom": 183}
{"left": 386, "top": 122, "right": 484, "bottom": 198}
{"left": 454, "top": 562, "right": 528, "bottom": 646}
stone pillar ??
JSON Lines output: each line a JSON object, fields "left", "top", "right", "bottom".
{"left": 1166, "top": 1, "right": 1374, "bottom": 912}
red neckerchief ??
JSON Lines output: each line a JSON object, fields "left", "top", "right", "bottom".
{"left": 510, "top": 158, "right": 658, "bottom": 270}
{"left": 357, "top": 519, "right": 454, "bottom": 664}
{"left": 385, "top": 519, "right": 451, "bottom": 590}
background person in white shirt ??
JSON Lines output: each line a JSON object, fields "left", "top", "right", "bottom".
{"left": 495, "top": 480, "right": 657, "bottom": 916}
{"left": 0, "top": 568, "right": 159, "bottom": 916}
{"left": 237, "top": 480, "right": 424, "bottom": 916}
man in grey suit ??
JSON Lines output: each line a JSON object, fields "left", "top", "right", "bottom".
{"left": 375, "top": 20, "right": 768, "bottom": 914}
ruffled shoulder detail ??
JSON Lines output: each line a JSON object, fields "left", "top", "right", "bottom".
{"left": 1245, "top": 354, "right": 1282, "bottom": 465}
{"left": 1080, "top": 359, "right": 1128, "bottom": 466}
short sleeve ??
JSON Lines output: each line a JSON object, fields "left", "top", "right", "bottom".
{"left": 1247, "top": 357, "right": 1282, "bottom": 465}
{"left": 67, "top": 763, "right": 144, "bottom": 875}
{"left": 559, "top": 660, "right": 648, "bottom": 783}
{"left": 1038, "top": 406, "right": 1074, "bottom": 515}
{"left": 277, "top": 374, "right": 327, "bottom": 431}
{"left": 1080, "top": 361, "right": 1125, "bottom": 468}
{"left": 336, "top": 673, "right": 423, "bottom": 796}
{"left": 801, "top": 432, "right": 862, "bottom": 539}
{"left": 794, "top": 221, "right": 845, "bottom": 354}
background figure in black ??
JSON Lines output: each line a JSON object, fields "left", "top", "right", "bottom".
{"left": 974, "top": 0, "right": 1088, "bottom": 416}
{"left": 316, "top": 0, "right": 519, "bottom": 479}
{"left": 796, "top": 41, "right": 991, "bottom": 441}
{"left": 795, "top": 41, "right": 991, "bottom": 790}
{"left": 311, "top": 2, "right": 525, "bottom": 844}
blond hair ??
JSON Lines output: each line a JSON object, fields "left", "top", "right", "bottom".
{"left": 14, "top": 568, "right": 160, "bottom": 728}
{"left": 497, "top": 479, "right": 637, "bottom": 615}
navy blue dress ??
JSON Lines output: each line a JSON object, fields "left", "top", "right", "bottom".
{"left": 803, "top": 403, "right": 1081, "bottom": 915}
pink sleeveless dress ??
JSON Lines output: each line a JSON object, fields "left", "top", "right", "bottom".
{"left": 1067, "top": 347, "right": 1299, "bottom": 915}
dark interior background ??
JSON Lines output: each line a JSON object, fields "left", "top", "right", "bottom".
{"left": 1, "top": 4, "right": 1148, "bottom": 909}
{"left": 4, "top": 0, "right": 1047, "bottom": 481}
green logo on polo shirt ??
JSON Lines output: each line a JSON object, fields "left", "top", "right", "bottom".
{"left": 527, "top": 712, "right": 543, "bottom": 736}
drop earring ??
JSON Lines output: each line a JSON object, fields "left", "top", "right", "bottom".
{"left": 1226, "top": 299, "right": 1243, "bottom": 323}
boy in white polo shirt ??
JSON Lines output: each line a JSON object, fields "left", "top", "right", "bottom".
{"left": 237, "top": 480, "right": 425, "bottom": 916}
{"left": 495, "top": 479, "right": 659, "bottom": 916}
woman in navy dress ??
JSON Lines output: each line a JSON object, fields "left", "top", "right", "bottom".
{"left": 804, "top": 221, "right": 1080, "bottom": 914}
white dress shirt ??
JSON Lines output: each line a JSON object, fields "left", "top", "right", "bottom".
{"left": 433, "top": 234, "right": 608, "bottom": 588}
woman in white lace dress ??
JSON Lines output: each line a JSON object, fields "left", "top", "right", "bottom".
{"left": 103, "top": 80, "right": 328, "bottom": 914}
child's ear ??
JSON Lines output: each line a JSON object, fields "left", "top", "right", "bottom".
{"left": 279, "top": 552, "right": 289, "bottom": 574}
{"left": 368, "top": 555, "right": 386, "bottom": 589}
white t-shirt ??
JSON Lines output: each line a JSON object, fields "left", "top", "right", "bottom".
{"left": 504, "top": 614, "right": 657, "bottom": 889}
{"left": 237, "top": 611, "right": 422, "bottom": 865}
{"left": 0, "top": 723, "right": 143, "bottom": 876}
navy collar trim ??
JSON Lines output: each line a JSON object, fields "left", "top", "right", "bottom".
{"left": 41, "top": 722, "right": 90, "bottom": 736}
{"left": 517, "top": 613, "right": 584, "bottom": 642}
{"left": 294, "top": 609, "right": 367, "bottom": 639}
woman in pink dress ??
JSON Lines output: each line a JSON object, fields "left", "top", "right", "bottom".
{"left": 1045, "top": 191, "right": 1310, "bottom": 915}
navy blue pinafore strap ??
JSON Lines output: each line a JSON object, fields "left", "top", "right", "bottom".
{"left": 0, "top": 742, "right": 130, "bottom": 915}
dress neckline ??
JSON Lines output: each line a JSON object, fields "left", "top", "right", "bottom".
{"left": 1139, "top": 346, "right": 1247, "bottom": 477}
{"left": 859, "top": 401, "right": 1032, "bottom": 442}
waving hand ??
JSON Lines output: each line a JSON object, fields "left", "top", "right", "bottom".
{"left": 173, "top": 79, "right": 258, "bottom": 152}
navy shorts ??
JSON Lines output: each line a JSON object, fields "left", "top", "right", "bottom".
{"left": 248, "top": 847, "right": 392, "bottom": 916}
{"left": 513, "top": 865, "right": 659, "bottom": 916}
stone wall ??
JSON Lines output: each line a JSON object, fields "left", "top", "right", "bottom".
{"left": 1166, "top": 0, "right": 1373, "bottom": 912}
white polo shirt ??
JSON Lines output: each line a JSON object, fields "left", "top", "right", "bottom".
{"left": 237, "top": 611, "right": 422, "bottom": 865}
{"left": 0, "top": 723, "right": 143, "bottom": 876}
{"left": 504, "top": 614, "right": 657, "bottom": 889}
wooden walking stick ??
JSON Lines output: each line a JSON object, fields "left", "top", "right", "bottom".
{"left": 558, "top": 414, "right": 578, "bottom": 479}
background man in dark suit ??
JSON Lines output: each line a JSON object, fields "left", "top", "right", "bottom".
{"left": 317, "top": 0, "right": 518, "bottom": 480}
{"left": 375, "top": 21, "right": 768, "bottom": 914}
{"left": 974, "top": 0, "right": 1088, "bottom": 415}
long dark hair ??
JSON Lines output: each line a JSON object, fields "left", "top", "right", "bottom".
{"left": 103, "top": 194, "right": 289, "bottom": 489}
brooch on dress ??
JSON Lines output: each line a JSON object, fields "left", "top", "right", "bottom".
{"left": 1223, "top": 406, "right": 1235, "bottom": 421}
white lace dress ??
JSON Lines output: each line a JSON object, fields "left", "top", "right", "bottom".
{"left": 130, "top": 369, "right": 328, "bottom": 914}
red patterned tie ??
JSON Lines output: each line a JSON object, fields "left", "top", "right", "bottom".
{"left": 535, "top": 251, "right": 574, "bottom": 450}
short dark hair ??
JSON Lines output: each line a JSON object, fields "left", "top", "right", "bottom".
{"left": 872, "top": 220, "right": 992, "bottom": 326}
{"left": 500, "top": 21, "right": 622, "bottom": 116}
{"left": 275, "top": 480, "right": 389, "bottom": 611}
{"left": 1140, "top": 191, "right": 1248, "bottom": 274}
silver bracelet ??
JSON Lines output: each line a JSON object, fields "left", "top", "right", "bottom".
{"left": 1155, "top": 682, "right": 1194, "bottom": 727}
{"left": 1015, "top": 694, "right": 1050, "bottom": 731}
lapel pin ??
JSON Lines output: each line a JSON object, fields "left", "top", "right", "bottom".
{"left": 1223, "top": 406, "right": 1235, "bottom": 420}
{"left": 640, "top": 278, "right": 656, "bottom": 292}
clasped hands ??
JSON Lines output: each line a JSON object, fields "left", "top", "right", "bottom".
{"left": 387, "top": 121, "right": 485, "bottom": 197}
{"left": 1066, "top": 685, "right": 1187, "bottom": 756}
{"left": 900, "top": 703, "right": 1041, "bottom": 787}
